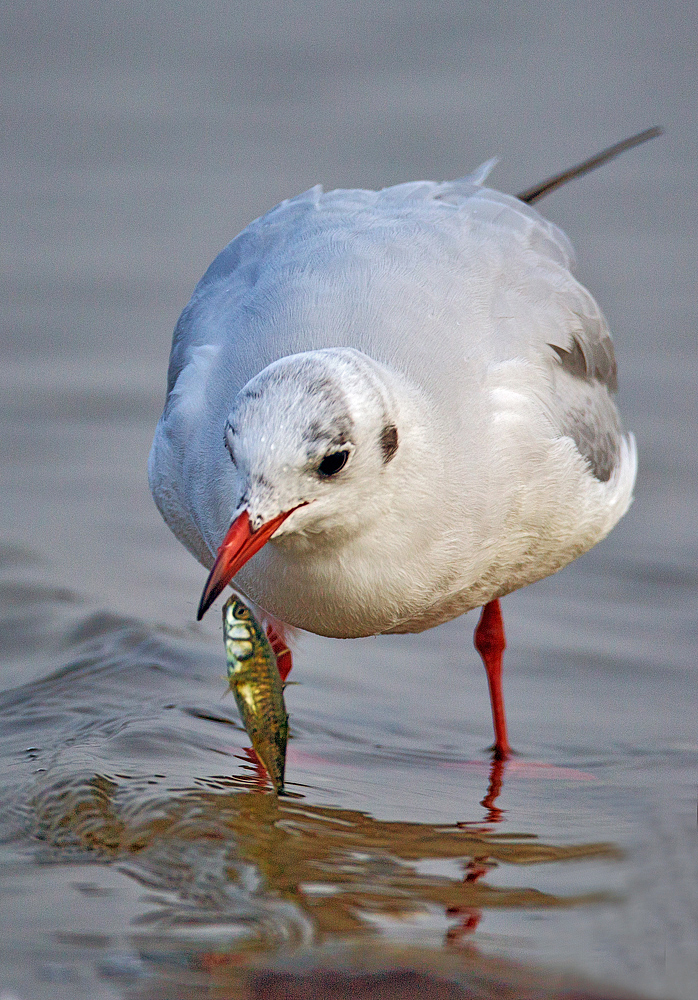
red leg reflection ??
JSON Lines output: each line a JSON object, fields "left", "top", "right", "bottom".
{"left": 447, "top": 759, "right": 507, "bottom": 945}
{"left": 446, "top": 905, "right": 481, "bottom": 941}
{"left": 240, "top": 746, "right": 270, "bottom": 790}
{"left": 474, "top": 599, "right": 511, "bottom": 759}
{"left": 265, "top": 623, "right": 293, "bottom": 682}
{"left": 480, "top": 756, "right": 505, "bottom": 824}
{"left": 446, "top": 857, "right": 497, "bottom": 945}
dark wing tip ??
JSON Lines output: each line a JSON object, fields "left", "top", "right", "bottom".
{"left": 517, "top": 127, "right": 663, "bottom": 205}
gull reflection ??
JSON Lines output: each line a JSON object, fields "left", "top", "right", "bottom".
{"left": 31, "top": 758, "right": 618, "bottom": 962}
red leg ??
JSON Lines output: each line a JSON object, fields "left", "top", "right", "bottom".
{"left": 474, "top": 599, "right": 511, "bottom": 759}
{"left": 265, "top": 623, "right": 293, "bottom": 682}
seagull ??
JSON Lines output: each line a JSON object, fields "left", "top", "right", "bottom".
{"left": 149, "top": 129, "right": 659, "bottom": 759}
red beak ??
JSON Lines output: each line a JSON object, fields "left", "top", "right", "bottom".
{"left": 196, "top": 508, "right": 296, "bottom": 621}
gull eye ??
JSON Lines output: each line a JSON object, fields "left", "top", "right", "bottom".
{"left": 317, "top": 450, "right": 350, "bottom": 477}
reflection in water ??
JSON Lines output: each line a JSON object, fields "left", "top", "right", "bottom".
{"left": 446, "top": 757, "right": 507, "bottom": 942}
{"left": 481, "top": 758, "right": 506, "bottom": 826}
{"left": 29, "top": 758, "right": 618, "bottom": 962}
{"left": 0, "top": 602, "right": 626, "bottom": 992}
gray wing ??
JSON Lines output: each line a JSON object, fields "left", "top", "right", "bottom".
{"left": 547, "top": 309, "right": 622, "bottom": 483}
{"left": 430, "top": 181, "right": 625, "bottom": 483}
{"left": 163, "top": 187, "right": 328, "bottom": 402}
{"left": 414, "top": 179, "right": 625, "bottom": 484}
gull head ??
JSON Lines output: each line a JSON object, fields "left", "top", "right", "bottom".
{"left": 197, "top": 347, "right": 416, "bottom": 620}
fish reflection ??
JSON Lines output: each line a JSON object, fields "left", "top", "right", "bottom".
{"left": 31, "top": 762, "right": 619, "bottom": 957}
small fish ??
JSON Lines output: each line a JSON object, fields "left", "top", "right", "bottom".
{"left": 223, "top": 596, "right": 288, "bottom": 792}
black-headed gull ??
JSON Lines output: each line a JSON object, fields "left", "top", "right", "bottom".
{"left": 150, "top": 131, "right": 658, "bottom": 758}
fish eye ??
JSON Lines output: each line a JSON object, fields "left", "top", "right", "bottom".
{"left": 317, "top": 450, "right": 350, "bottom": 477}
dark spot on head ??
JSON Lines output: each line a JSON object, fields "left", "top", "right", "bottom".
{"left": 305, "top": 419, "right": 353, "bottom": 451}
{"left": 254, "top": 473, "right": 273, "bottom": 491}
{"left": 380, "top": 424, "right": 398, "bottom": 464}
{"left": 305, "top": 433, "right": 351, "bottom": 465}
{"left": 303, "top": 374, "right": 345, "bottom": 410}
{"left": 240, "top": 386, "right": 263, "bottom": 401}
{"left": 329, "top": 434, "right": 349, "bottom": 449}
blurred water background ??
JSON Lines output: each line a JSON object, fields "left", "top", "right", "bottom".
{"left": 1, "top": 2, "right": 697, "bottom": 998}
